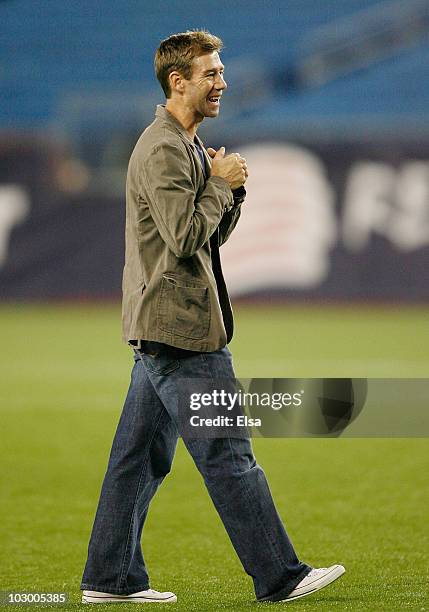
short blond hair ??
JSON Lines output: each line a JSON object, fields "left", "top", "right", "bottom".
{"left": 154, "top": 30, "right": 223, "bottom": 98}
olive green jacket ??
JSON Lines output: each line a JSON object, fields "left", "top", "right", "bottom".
{"left": 121, "top": 105, "right": 244, "bottom": 352}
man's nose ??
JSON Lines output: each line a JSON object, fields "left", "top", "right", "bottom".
{"left": 215, "top": 74, "right": 227, "bottom": 90}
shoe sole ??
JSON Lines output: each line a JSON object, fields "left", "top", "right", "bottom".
{"left": 280, "top": 565, "right": 346, "bottom": 602}
{"left": 82, "top": 594, "right": 177, "bottom": 604}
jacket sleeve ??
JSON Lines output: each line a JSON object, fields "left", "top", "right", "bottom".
{"left": 141, "top": 141, "right": 233, "bottom": 258}
{"left": 218, "top": 186, "right": 246, "bottom": 246}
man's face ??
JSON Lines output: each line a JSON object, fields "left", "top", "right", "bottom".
{"left": 181, "top": 51, "right": 227, "bottom": 120}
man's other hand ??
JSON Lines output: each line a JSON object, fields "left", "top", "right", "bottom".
{"left": 207, "top": 147, "right": 248, "bottom": 190}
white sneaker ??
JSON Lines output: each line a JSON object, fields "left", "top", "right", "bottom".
{"left": 82, "top": 588, "right": 177, "bottom": 604}
{"left": 280, "top": 565, "right": 345, "bottom": 602}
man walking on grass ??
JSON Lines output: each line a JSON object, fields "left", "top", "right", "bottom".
{"left": 80, "top": 30, "right": 345, "bottom": 604}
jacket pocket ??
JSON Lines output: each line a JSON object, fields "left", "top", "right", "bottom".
{"left": 157, "top": 274, "right": 211, "bottom": 339}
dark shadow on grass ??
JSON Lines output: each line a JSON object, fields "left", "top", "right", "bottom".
{"left": 254, "top": 594, "right": 362, "bottom": 605}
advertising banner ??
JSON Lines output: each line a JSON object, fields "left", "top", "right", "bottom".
{"left": 1, "top": 139, "right": 428, "bottom": 301}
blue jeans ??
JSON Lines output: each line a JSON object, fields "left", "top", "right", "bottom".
{"left": 80, "top": 347, "right": 311, "bottom": 601}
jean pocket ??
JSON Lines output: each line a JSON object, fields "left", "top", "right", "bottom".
{"left": 141, "top": 352, "right": 180, "bottom": 376}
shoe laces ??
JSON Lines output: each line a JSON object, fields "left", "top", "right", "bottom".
{"left": 307, "top": 567, "right": 328, "bottom": 578}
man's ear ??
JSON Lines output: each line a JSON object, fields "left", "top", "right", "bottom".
{"left": 169, "top": 70, "right": 185, "bottom": 94}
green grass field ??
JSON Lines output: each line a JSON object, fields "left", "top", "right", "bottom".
{"left": 0, "top": 303, "right": 428, "bottom": 611}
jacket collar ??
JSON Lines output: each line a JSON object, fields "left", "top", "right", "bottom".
{"left": 155, "top": 104, "right": 212, "bottom": 168}
{"left": 155, "top": 104, "right": 195, "bottom": 145}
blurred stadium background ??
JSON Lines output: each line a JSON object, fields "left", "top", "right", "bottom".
{"left": 1, "top": 1, "right": 428, "bottom": 609}
{"left": 2, "top": 0, "right": 429, "bottom": 301}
